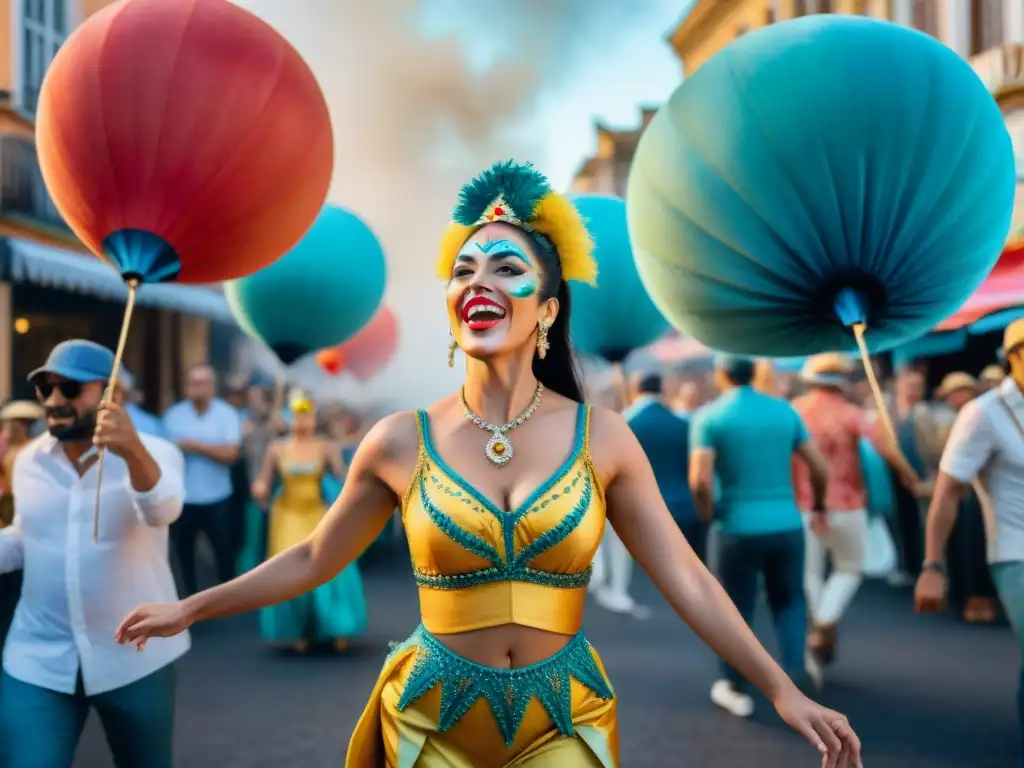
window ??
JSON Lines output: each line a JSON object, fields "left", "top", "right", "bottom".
{"left": 817, "top": 0, "right": 835, "bottom": 13}
{"left": 19, "top": 0, "right": 70, "bottom": 114}
{"left": 971, "top": 0, "right": 1004, "bottom": 55}
{"left": 793, "top": 0, "right": 808, "bottom": 16}
{"left": 913, "top": 0, "right": 939, "bottom": 36}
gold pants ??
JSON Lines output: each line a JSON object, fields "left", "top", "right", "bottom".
{"left": 346, "top": 627, "right": 618, "bottom": 767}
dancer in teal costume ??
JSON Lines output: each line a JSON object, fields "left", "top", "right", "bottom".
{"left": 239, "top": 394, "right": 367, "bottom": 652}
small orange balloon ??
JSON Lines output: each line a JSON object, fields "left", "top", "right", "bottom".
{"left": 316, "top": 347, "right": 346, "bottom": 376}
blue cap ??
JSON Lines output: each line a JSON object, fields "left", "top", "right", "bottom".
{"left": 713, "top": 353, "right": 756, "bottom": 385}
{"left": 28, "top": 340, "right": 127, "bottom": 385}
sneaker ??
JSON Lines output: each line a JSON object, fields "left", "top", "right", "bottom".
{"left": 710, "top": 679, "right": 755, "bottom": 717}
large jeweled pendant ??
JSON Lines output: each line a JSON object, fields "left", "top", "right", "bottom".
{"left": 485, "top": 431, "right": 513, "bottom": 467}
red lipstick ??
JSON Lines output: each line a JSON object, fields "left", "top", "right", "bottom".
{"left": 461, "top": 295, "right": 507, "bottom": 331}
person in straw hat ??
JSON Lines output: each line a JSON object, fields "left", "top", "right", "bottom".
{"left": 791, "top": 353, "right": 921, "bottom": 674}
{"left": 918, "top": 318, "right": 1024, "bottom": 760}
{"left": 0, "top": 401, "right": 44, "bottom": 530}
{"left": 979, "top": 363, "right": 1006, "bottom": 393}
{"left": 0, "top": 400, "right": 42, "bottom": 663}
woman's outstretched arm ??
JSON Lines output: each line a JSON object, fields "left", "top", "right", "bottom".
{"left": 592, "top": 409, "right": 861, "bottom": 768}
{"left": 116, "top": 412, "right": 416, "bottom": 644}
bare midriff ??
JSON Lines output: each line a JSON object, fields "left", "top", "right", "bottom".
{"left": 433, "top": 624, "right": 575, "bottom": 668}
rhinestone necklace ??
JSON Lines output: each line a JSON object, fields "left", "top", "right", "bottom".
{"left": 459, "top": 383, "right": 544, "bottom": 467}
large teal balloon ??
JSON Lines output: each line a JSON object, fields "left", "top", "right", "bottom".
{"left": 628, "top": 16, "right": 1015, "bottom": 358}
{"left": 225, "top": 205, "right": 386, "bottom": 363}
{"left": 569, "top": 195, "right": 669, "bottom": 362}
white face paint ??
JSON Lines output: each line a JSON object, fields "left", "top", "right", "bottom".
{"left": 446, "top": 222, "right": 548, "bottom": 362}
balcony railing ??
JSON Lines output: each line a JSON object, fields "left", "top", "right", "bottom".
{"left": 0, "top": 134, "right": 68, "bottom": 232}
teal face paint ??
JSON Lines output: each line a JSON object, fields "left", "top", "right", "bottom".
{"left": 508, "top": 276, "right": 538, "bottom": 298}
{"left": 475, "top": 239, "right": 532, "bottom": 266}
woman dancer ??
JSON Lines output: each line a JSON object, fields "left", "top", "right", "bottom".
{"left": 244, "top": 393, "right": 367, "bottom": 652}
{"left": 117, "top": 161, "right": 861, "bottom": 768}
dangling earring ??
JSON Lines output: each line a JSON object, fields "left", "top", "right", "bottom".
{"left": 536, "top": 321, "right": 551, "bottom": 360}
{"left": 448, "top": 338, "right": 458, "bottom": 368}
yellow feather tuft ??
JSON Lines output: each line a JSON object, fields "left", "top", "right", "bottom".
{"left": 436, "top": 223, "right": 477, "bottom": 281}
{"left": 434, "top": 190, "right": 597, "bottom": 285}
{"left": 531, "top": 192, "right": 597, "bottom": 285}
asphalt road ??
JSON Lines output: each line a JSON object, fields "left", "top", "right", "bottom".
{"left": 73, "top": 559, "right": 1018, "bottom": 767}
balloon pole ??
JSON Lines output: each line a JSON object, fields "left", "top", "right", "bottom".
{"left": 93, "top": 278, "right": 140, "bottom": 542}
{"left": 272, "top": 374, "right": 288, "bottom": 434}
{"left": 274, "top": 376, "right": 286, "bottom": 413}
{"left": 835, "top": 288, "right": 903, "bottom": 460}
{"left": 610, "top": 362, "right": 629, "bottom": 412}
{"left": 851, "top": 323, "right": 901, "bottom": 453}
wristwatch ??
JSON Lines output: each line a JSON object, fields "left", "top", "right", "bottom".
{"left": 922, "top": 561, "right": 947, "bottom": 577}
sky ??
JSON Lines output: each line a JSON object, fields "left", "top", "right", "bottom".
{"left": 232, "top": 0, "right": 692, "bottom": 409}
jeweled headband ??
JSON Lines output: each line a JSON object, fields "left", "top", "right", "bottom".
{"left": 436, "top": 160, "right": 598, "bottom": 285}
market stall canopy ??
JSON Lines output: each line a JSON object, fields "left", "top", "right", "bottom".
{"left": 6, "top": 238, "right": 232, "bottom": 322}
{"left": 935, "top": 242, "right": 1024, "bottom": 333}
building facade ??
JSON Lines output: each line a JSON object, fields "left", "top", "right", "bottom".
{"left": 669, "top": 0, "right": 1024, "bottom": 75}
{"left": 669, "top": 0, "right": 1024, "bottom": 249}
{"left": 0, "top": 0, "right": 239, "bottom": 410}
{"left": 571, "top": 107, "right": 658, "bottom": 197}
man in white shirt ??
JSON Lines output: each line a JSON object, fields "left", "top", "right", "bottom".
{"left": 162, "top": 365, "right": 242, "bottom": 595}
{"left": 916, "top": 319, "right": 1024, "bottom": 765}
{"left": 0, "top": 339, "right": 187, "bottom": 768}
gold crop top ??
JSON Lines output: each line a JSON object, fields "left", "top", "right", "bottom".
{"left": 402, "top": 404, "right": 606, "bottom": 635}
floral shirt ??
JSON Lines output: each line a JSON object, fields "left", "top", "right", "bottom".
{"left": 791, "top": 389, "right": 881, "bottom": 512}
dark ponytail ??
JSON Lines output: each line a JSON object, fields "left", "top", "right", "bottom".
{"left": 529, "top": 233, "right": 585, "bottom": 403}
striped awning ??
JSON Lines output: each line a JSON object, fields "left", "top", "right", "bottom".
{"left": 6, "top": 238, "right": 234, "bottom": 323}
{"left": 935, "top": 242, "right": 1024, "bottom": 333}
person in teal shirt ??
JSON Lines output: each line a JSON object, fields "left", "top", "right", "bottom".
{"left": 690, "top": 355, "right": 829, "bottom": 719}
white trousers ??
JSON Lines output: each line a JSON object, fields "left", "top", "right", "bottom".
{"left": 590, "top": 526, "right": 634, "bottom": 602}
{"left": 803, "top": 509, "right": 868, "bottom": 626}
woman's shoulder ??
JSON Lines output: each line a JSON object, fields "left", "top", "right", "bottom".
{"left": 353, "top": 409, "right": 424, "bottom": 465}
{"left": 585, "top": 403, "right": 638, "bottom": 450}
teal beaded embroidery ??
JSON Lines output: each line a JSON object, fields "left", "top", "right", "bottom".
{"left": 411, "top": 405, "right": 597, "bottom": 592}
{"left": 395, "top": 626, "right": 614, "bottom": 746}
{"left": 413, "top": 468, "right": 595, "bottom": 590}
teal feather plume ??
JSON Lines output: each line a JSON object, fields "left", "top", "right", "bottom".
{"left": 452, "top": 160, "right": 551, "bottom": 226}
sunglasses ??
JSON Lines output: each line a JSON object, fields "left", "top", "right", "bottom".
{"left": 35, "top": 380, "right": 86, "bottom": 401}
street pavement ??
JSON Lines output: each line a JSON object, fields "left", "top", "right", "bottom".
{"left": 75, "top": 558, "right": 1017, "bottom": 767}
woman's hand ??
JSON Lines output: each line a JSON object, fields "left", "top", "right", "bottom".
{"left": 774, "top": 686, "right": 862, "bottom": 768}
{"left": 115, "top": 601, "right": 193, "bottom": 651}
{"left": 251, "top": 479, "right": 270, "bottom": 507}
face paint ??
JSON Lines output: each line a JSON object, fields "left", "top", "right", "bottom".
{"left": 446, "top": 225, "right": 548, "bottom": 362}
{"left": 475, "top": 239, "right": 531, "bottom": 265}
{"left": 507, "top": 275, "right": 538, "bottom": 298}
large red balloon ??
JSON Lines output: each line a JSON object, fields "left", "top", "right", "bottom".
{"left": 316, "top": 347, "right": 347, "bottom": 377}
{"left": 334, "top": 307, "right": 398, "bottom": 382}
{"left": 36, "top": 0, "right": 332, "bottom": 284}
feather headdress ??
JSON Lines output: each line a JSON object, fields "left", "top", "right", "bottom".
{"left": 436, "top": 160, "right": 597, "bottom": 285}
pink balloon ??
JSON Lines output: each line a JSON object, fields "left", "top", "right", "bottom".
{"left": 333, "top": 306, "right": 398, "bottom": 382}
